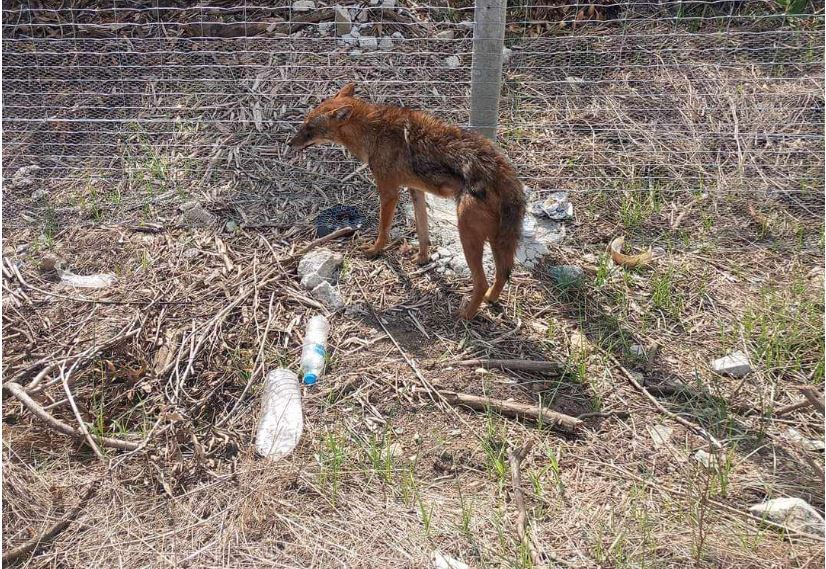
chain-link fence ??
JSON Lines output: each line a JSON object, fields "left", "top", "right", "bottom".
{"left": 2, "top": 1, "right": 824, "bottom": 228}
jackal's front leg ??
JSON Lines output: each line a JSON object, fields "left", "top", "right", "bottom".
{"left": 408, "top": 188, "right": 431, "bottom": 264}
{"left": 362, "top": 183, "right": 399, "bottom": 258}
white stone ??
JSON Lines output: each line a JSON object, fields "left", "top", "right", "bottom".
{"left": 298, "top": 248, "right": 343, "bottom": 285}
{"left": 340, "top": 33, "right": 357, "bottom": 46}
{"left": 749, "top": 498, "right": 825, "bottom": 535}
{"left": 435, "top": 30, "right": 454, "bottom": 40}
{"left": 292, "top": 0, "right": 314, "bottom": 12}
{"left": 358, "top": 35, "right": 378, "bottom": 50}
{"left": 300, "top": 272, "right": 325, "bottom": 290}
{"left": 694, "top": 449, "right": 720, "bottom": 471}
{"left": 379, "top": 37, "right": 393, "bottom": 50}
{"left": 349, "top": 49, "right": 362, "bottom": 58}
{"left": 334, "top": 5, "right": 352, "bottom": 35}
{"left": 630, "top": 344, "right": 645, "bottom": 357}
{"left": 391, "top": 31, "right": 404, "bottom": 40}
{"left": 350, "top": 26, "right": 360, "bottom": 37}
{"left": 648, "top": 424, "right": 673, "bottom": 448}
{"left": 502, "top": 47, "right": 512, "bottom": 62}
{"left": 786, "top": 428, "right": 826, "bottom": 451}
{"left": 381, "top": 0, "right": 395, "bottom": 7}
{"left": 444, "top": 55, "right": 460, "bottom": 69}
{"left": 318, "top": 21, "right": 333, "bottom": 35}
{"left": 10, "top": 165, "right": 41, "bottom": 189}
{"left": 311, "top": 281, "right": 344, "bottom": 310}
{"left": 711, "top": 350, "right": 752, "bottom": 378}
{"left": 436, "top": 247, "right": 453, "bottom": 259}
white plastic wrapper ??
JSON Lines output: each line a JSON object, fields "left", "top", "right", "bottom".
{"left": 255, "top": 369, "right": 304, "bottom": 460}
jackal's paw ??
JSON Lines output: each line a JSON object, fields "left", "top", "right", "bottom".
{"left": 414, "top": 252, "right": 430, "bottom": 266}
{"left": 456, "top": 303, "right": 479, "bottom": 321}
{"left": 484, "top": 288, "right": 500, "bottom": 304}
{"left": 360, "top": 244, "right": 385, "bottom": 258}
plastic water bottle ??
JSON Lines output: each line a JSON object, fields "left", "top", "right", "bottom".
{"left": 300, "top": 315, "right": 330, "bottom": 385}
{"left": 255, "top": 369, "right": 303, "bottom": 460}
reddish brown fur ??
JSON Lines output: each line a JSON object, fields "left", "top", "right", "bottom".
{"left": 288, "top": 83, "right": 526, "bottom": 319}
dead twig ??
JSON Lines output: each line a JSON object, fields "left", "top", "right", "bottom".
{"left": 295, "top": 226, "right": 356, "bottom": 257}
{"left": 606, "top": 353, "right": 723, "bottom": 450}
{"left": 508, "top": 440, "right": 543, "bottom": 568}
{"left": 2, "top": 482, "right": 99, "bottom": 564}
{"left": 455, "top": 358, "right": 564, "bottom": 373}
{"left": 2, "top": 382, "right": 140, "bottom": 451}
{"left": 798, "top": 386, "right": 825, "bottom": 416}
{"left": 440, "top": 390, "right": 582, "bottom": 433}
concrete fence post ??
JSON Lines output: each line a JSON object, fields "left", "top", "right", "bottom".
{"left": 469, "top": 0, "right": 507, "bottom": 141}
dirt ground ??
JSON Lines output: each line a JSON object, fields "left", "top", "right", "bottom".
{"left": 2, "top": 2, "right": 825, "bottom": 568}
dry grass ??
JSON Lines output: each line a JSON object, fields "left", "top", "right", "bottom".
{"left": 2, "top": 2, "right": 824, "bottom": 568}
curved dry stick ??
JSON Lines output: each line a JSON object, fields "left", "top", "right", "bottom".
{"left": 2, "top": 382, "right": 140, "bottom": 451}
{"left": 2, "top": 482, "right": 99, "bottom": 563}
{"left": 508, "top": 441, "right": 543, "bottom": 568}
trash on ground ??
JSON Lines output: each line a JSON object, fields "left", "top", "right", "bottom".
{"left": 711, "top": 350, "right": 752, "bottom": 378}
{"left": 530, "top": 191, "right": 574, "bottom": 220}
{"left": 315, "top": 205, "right": 365, "bottom": 238}
{"left": 749, "top": 497, "right": 825, "bottom": 535}
{"left": 301, "top": 315, "right": 330, "bottom": 385}
{"left": 58, "top": 269, "right": 116, "bottom": 289}
{"left": 786, "top": 427, "right": 825, "bottom": 451}
{"left": 609, "top": 236, "right": 653, "bottom": 268}
{"left": 255, "top": 369, "right": 304, "bottom": 460}
{"left": 432, "top": 551, "right": 471, "bottom": 569}
{"left": 694, "top": 449, "right": 721, "bottom": 471}
{"left": 548, "top": 264, "right": 585, "bottom": 286}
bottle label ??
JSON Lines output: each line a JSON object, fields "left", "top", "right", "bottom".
{"left": 311, "top": 344, "right": 326, "bottom": 358}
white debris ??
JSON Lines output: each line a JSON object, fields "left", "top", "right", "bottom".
{"left": 786, "top": 427, "right": 826, "bottom": 451}
{"left": 31, "top": 189, "right": 48, "bottom": 201}
{"left": 318, "top": 21, "right": 333, "bottom": 35}
{"left": 629, "top": 344, "right": 646, "bottom": 357}
{"left": 58, "top": 269, "right": 116, "bottom": 289}
{"left": 298, "top": 248, "right": 343, "bottom": 288}
{"left": 391, "top": 31, "right": 404, "bottom": 41}
{"left": 648, "top": 424, "right": 673, "bottom": 449}
{"left": 339, "top": 33, "right": 358, "bottom": 46}
{"left": 255, "top": 369, "right": 304, "bottom": 460}
{"left": 457, "top": 20, "right": 474, "bottom": 31}
{"left": 435, "top": 29, "right": 455, "bottom": 40}
{"left": 292, "top": 0, "right": 314, "bottom": 12}
{"left": 502, "top": 46, "right": 512, "bottom": 62}
{"left": 358, "top": 35, "right": 378, "bottom": 50}
{"left": 711, "top": 350, "right": 752, "bottom": 378}
{"left": 311, "top": 281, "right": 344, "bottom": 310}
{"left": 381, "top": 0, "right": 395, "bottom": 7}
{"left": 444, "top": 55, "right": 461, "bottom": 69}
{"left": 749, "top": 498, "right": 825, "bottom": 535}
{"left": 334, "top": 5, "right": 352, "bottom": 35}
{"left": 433, "top": 551, "right": 471, "bottom": 569}
{"left": 530, "top": 191, "right": 573, "bottom": 220}
{"left": 378, "top": 36, "right": 393, "bottom": 50}
{"left": 694, "top": 449, "right": 721, "bottom": 471}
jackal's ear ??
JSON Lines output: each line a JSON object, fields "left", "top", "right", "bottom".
{"left": 329, "top": 105, "right": 353, "bottom": 122}
{"left": 335, "top": 82, "right": 356, "bottom": 99}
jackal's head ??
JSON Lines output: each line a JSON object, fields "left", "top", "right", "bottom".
{"left": 287, "top": 83, "right": 357, "bottom": 154}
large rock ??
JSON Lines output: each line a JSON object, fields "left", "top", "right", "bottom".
{"left": 311, "top": 281, "right": 344, "bottom": 310}
{"left": 711, "top": 350, "right": 752, "bottom": 378}
{"left": 749, "top": 498, "right": 825, "bottom": 535}
{"left": 298, "top": 248, "right": 343, "bottom": 289}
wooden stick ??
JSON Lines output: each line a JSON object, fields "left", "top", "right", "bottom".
{"left": 295, "top": 226, "right": 356, "bottom": 257}
{"left": 772, "top": 398, "right": 812, "bottom": 417}
{"left": 2, "top": 382, "right": 140, "bottom": 451}
{"left": 508, "top": 441, "right": 543, "bottom": 568}
{"left": 798, "top": 386, "right": 825, "bottom": 416}
{"left": 2, "top": 482, "right": 99, "bottom": 564}
{"left": 440, "top": 390, "right": 582, "bottom": 433}
{"left": 455, "top": 358, "right": 564, "bottom": 373}
{"left": 606, "top": 353, "right": 723, "bottom": 450}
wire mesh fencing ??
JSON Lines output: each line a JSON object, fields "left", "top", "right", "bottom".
{"left": 2, "top": 1, "right": 824, "bottom": 230}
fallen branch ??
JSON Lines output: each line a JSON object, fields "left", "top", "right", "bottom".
{"left": 440, "top": 391, "right": 582, "bottom": 433}
{"left": 2, "top": 482, "right": 99, "bottom": 564}
{"left": 455, "top": 358, "right": 564, "bottom": 373}
{"left": 798, "top": 386, "right": 825, "bottom": 416}
{"left": 2, "top": 382, "right": 140, "bottom": 451}
{"left": 508, "top": 441, "right": 543, "bottom": 568}
{"left": 295, "top": 226, "right": 356, "bottom": 257}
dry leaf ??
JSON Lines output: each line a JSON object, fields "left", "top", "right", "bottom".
{"left": 609, "top": 236, "right": 653, "bottom": 268}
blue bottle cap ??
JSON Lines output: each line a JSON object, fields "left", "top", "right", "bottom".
{"left": 303, "top": 373, "right": 318, "bottom": 385}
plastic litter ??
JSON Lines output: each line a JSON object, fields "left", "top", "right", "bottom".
{"left": 255, "top": 369, "right": 304, "bottom": 460}
{"left": 315, "top": 205, "right": 365, "bottom": 238}
{"left": 301, "top": 315, "right": 330, "bottom": 385}
{"left": 58, "top": 269, "right": 116, "bottom": 289}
